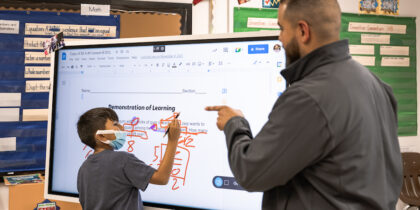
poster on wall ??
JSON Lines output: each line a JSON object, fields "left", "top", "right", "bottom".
{"left": 380, "top": 0, "right": 399, "bottom": 15}
{"left": 262, "top": 0, "right": 280, "bottom": 8}
{"left": 359, "top": 0, "right": 399, "bottom": 15}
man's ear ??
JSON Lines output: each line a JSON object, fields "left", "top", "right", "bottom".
{"left": 297, "top": 20, "right": 311, "bottom": 44}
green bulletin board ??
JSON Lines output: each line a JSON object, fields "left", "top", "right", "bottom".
{"left": 341, "top": 13, "right": 417, "bottom": 136}
{"left": 234, "top": 8, "right": 417, "bottom": 136}
{"left": 233, "top": 7, "right": 278, "bottom": 32}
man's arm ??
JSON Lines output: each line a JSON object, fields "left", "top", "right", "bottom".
{"left": 149, "top": 119, "right": 181, "bottom": 185}
{"left": 207, "top": 88, "right": 333, "bottom": 192}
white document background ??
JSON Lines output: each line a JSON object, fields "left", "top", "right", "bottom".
{"left": 51, "top": 40, "right": 287, "bottom": 209}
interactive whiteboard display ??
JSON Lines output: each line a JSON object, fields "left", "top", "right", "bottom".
{"left": 46, "top": 31, "right": 286, "bottom": 209}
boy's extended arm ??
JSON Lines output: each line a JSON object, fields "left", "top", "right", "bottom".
{"left": 150, "top": 119, "right": 180, "bottom": 185}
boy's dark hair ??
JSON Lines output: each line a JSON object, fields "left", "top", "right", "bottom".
{"left": 77, "top": 107, "right": 119, "bottom": 149}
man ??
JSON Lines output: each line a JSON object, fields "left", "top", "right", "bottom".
{"left": 206, "top": 0, "right": 403, "bottom": 209}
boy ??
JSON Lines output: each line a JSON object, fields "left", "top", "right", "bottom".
{"left": 76, "top": 107, "right": 180, "bottom": 210}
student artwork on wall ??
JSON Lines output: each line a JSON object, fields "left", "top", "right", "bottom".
{"left": 234, "top": 9, "right": 416, "bottom": 136}
{"left": 359, "top": 0, "right": 399, "bottom": 15}
{"left": 0, "top": 10, "right": 120, "bottom": 173}
{"left": 262, "top": 0, "right": 280, "bottom": 8}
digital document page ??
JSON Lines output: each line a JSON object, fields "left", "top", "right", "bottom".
{"left": 51, "top": 39, "right": 286, "bottom": 209}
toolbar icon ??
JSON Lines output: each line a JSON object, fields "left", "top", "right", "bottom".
{"left": 153, "top": 45, "right": 166, "bottom": 52}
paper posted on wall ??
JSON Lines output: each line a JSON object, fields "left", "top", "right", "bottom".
{"left": 3, "top": 173, "right": 44, "bottom": 185}
{"left": 43, "top": 32, "right": 65, "bottom": 56}
{"left": 359, "top": 0, "right": 399, "bottom": 15}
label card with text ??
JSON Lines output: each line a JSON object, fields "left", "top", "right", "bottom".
{"left": 361, "top": 34, "right": 390, "bottom": 44}
{"left": 25, "top": 66, "right": 50, "bottom": 78}
{"left": 26, "top": 80, "right": 50, "bottom": 92}
{"left": 0, "top": 93, "right": 21, "bottom": 107}
{"left": 247, "top": 18, "right": 279, "bottom": 29}
{"left": 352, "top": 56, "right": 376, "bottom": 66}
{"left": 0, "top": 108, "right": 19, "bottom": 122}
{"left": 381, "top": 57, "right": 410, "bottom": 67}
{"left": 22, "top": 109, "right": 48, "bottom": 121}
{"left": 380, "top": 46, "right": 409, "bottom": 56}
{"left": 349, "top": 45, "right": 375, "bottom": 55}
{"left": 0, "top": 20, "right": 19, "bottom": 34}
{"left": 81, "top": 4, "right": 110, "bottom": 16}
{"left": 349, "top": 22, "right": 406, "bottom": 34}
{"left": 0, "top": 137, "right": 16, "bottom": 152}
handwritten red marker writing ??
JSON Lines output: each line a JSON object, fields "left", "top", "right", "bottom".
{"left": 163, "top": 112, "right": 180, "bottom": 138}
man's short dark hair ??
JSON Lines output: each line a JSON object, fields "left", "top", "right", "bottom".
{"left": 280, "top": 0, "right": 341, "bottom": 42}
{"left": 77, "top": 107, "right": 119, "bottom": 149}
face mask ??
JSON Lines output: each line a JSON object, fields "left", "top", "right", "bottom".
{"left": 96, "top": 130, "right": 127, "bottom": 150}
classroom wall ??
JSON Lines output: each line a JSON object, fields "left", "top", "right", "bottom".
{"left": 134, "top": 0, "right": 211, "bottom": 35}
{"left": 0, "top": 1, "right": 418, "bottom": 210}
{"left": 221, "top": 0, "right": 420, "bottom": 152}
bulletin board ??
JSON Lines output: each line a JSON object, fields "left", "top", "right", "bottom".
{"left": 233, "top": 8, "right": 417, "bottom": 136}
{"left": 341, "top": 13, "right": 417, "bottom": 136}
{"left": 233, "top": 7, "right": 278, "bottom": 32}
{"left": 0, "top": 10, "right": 120, "bottom": 173}
{"left": 0, "top": 1, "right": 190, "bottom": 175}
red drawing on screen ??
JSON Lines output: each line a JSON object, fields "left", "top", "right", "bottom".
{"left": 160, "top": 113, "right": 207, "bottom": 136}
{"left": 80, "top": 113, "right": 208, "bottom": 190}
{"left": 123, "top": 117, "right": 148, "bottom": 153}
{"left": 152, "top": 143, "right": 191, "bottom": 190}
{"left": 150, "top": 113, "right": 207, "bottom": 190}
{"left": 83, "top": 145, "right": 93, "bottom": 159}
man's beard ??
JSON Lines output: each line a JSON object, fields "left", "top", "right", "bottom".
{"left": 285, "top": 37, "right": 301, "bottom": 66}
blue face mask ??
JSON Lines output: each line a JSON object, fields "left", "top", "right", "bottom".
{"left": 109, "top": 131, "right": 127, "bottom": 150}
{"left": 96, "top": 130, "right": 127, "bottom": 150}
